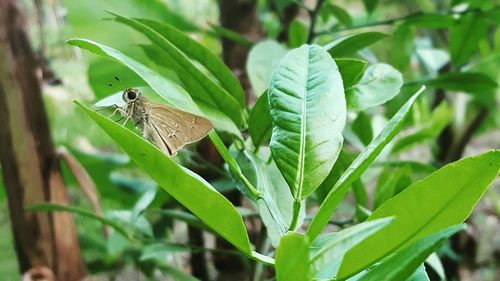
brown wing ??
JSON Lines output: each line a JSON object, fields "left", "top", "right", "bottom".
{"left": 143, "top": 103, "right": 213, "bottom": 156}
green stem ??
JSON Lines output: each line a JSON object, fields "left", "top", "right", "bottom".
{"left": 208, "top": 130, "right": 261, "bottom": 198}
{"left": 288, "top": 200, "right": 302, "bottom": 231}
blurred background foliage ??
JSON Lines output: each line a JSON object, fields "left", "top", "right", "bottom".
{"left": 1, "top": 0, "right": 500, "bottom": 280}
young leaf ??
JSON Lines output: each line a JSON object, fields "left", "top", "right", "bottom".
{"left": 275, "top": 233, "right": 310, "bottom": 281}
{"left": 338, "top": 150, "right": 500, "bottom": 279}
{"left": 76, "top": 102, "right": 253, "bottom": 256}
{"left": 346, "top": 64, "right": 403, "bottom": 111}
{"left": 357, "top": 225, "right": 465, "bottom": 281}
{"left": 268, "top": 44, "right": 346, "bottom": 200}
{"left": 288, "top": 19, "right": 308, "bottom": 48}
{"left": 135, "top": 19, "right": 246, "bottom": 107}
{"left": 305, "top": 86, "right": 425, "bottom": 241}
{"left": 309, "top": 217, "right": 394, "bottom": 278}
{"left": 247, "top": 40, "right": 289, "bottom": 96}
{"left": 450, "top": 14, "right": 489, "bottom": 66}
{"left": 249, "top": 91, "right": 272, "bottom": 148}
{"left": 67, "top": 39, "right": 241, "bottom": 136}
{"left": 325, "top": 32, "right": 389, "bottom": 58}
{"left": 111, "top": 14, "right": 243, "bottom": 128}
{"left": 335, "top": 58, "right": 367, "bottom": 89}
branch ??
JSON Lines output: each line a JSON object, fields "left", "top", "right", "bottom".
{"left": 307, "top": 0, "right": 326, "bottom": 43}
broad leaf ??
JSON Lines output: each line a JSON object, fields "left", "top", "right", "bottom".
{"left": 275, "top": 233, "right": 310, "bottom": 281}
{"left": 111, "top": 14, "right": 243, "bottom": 128}
{"left": 288, "top": 19, "right": 308, "bottom": 48}
{"left": 247, "top": 40, "right": 289, "bottom": 96}
{"left": 67, "top": 39, "right": 241, "bottom": 136}
{"left": 76, "top": 102, "right": 253, "bottom": 256}
{"left": 326, "top": 32, "right": 389, "bottom": 58}
{"left": 136, "top": 19, "right": 246, "bottom": 107}
{"left": 347, "top": 64, "right": 403, "bottom": 111}
{"left": 335, "top": 58, "right": 367, "bottom": 88}
{"left": 269, "top": 44, "right": 346, "bottom": 200}
{"left": 249, "top": 92, "right": 272, "bottom": 148}
{"left": 362, "top": 0, "right": 378, "bottom": 13}
{"left": 450, "top": 14, "right": 488, "bottom": 66}
{"left": 338, "top": 150, "right": 500, "bottom": 279}
{"left": 306, "top": 86, "right": 425, "bottom": 240}
{"left": 357, "top": 225, "right": 465, "bottom": 281}
{"left": 310, "top": 218, "right": 394, "bottom": 278}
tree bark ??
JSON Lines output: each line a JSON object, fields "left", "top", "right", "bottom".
{"left": 0, "top": 1, "right": 86, "bottom": 280}
{"left": 219, "top": 0, "right": 264, "bottom": 102}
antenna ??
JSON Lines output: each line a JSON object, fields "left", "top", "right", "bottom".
{"left": 107, "top": 76, "right": 124, "bottom": 89}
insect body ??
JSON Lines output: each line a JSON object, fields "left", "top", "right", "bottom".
{"left": 119, "top": 88, "right": 213, "bottom": 156}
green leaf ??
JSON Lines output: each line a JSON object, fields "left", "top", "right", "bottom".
{"left": 275, "top": 233, "right": 310, "bottom": 281}
{"left": 450, "top": 14, "right": 488, "bottom": 66}
{"left": 351, "top": 112, "right": 373, "bottom": 146}
{"left": 357, "top": 225, "right": 465, "bottom": 281}
{"left": 390, "top": 24, "right": 414, "bottom": 71}
{"left": 208, "top": 23, "right": 255, "bottom": 48}
{"left": 325, "top": 4, "right": 353, "bottom": 26}
{"left": 422, "top": 72, "right": 498, "bottom": 95}
{"left": 326, "top": 32, "right": 389, "bottom": 58}
{"left": 362, "top": 0, "right": 378, "bottom": 13}
{"left": 305, "top": 86, "right": 425, "bottom": 241}
{"left": 76, "top": 102, "right": 253, "bottom": 256}
{"left": 338, "top": 150, "right": 500, "bottom": 279}
{"left": 406, "top": 265, "right": 430, "bottom": 281}
{"left": 392, "top": 101, "right": 452, "bottom": 153}
{"left": 247, "top": 40, "right": 289, "bottom": 96}
{"left": 309, "top": 217, "right": 394, "bottom": 278}
{"left": 402, "top": 13, "right": 454, "bottom": 28}
{"left": 111, "top": 14, "right": 243, "bottom": 128}
{"left": 67, "top": 39, "right": 241, "bottom": 136}
{"left": 269, "top": 44, "right": 346, "bottom": 200}
{"left": 335, "top": 58, "right": 367, "bottom": 89}
{"left": 347, "top": 64, "right": 403, "bottom": 111}
{"left": 136, "top": 19, "right": 246, "bottom": 107}
{"left": 25, "top": 203, "right": 129, "bottom": 238}
{"left": 289, "top": 19, "right": 308, "bottom": 48}
{"left": 235, "top": 151, "right": 298, "bottom": 245}
{"left": 249, "top": 92, "right": 272, "bottom": 148}
{"left": 373, "top": 166, "right": 412, "bottom": 209}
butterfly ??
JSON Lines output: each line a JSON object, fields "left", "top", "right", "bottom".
{"left": 115, "top": 88, "right": 213, "bottom": 156}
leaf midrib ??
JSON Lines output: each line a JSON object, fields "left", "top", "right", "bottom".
{"left": 296, "top": 46, "right": 310, "bottom": 199}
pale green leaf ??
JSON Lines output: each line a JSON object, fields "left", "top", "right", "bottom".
{"left": 269, "top": 44, "right": 346, "bottom": 200}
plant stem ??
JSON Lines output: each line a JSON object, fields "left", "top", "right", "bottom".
{"left": 208, "top": 130, "right": 262, "bottom": 198}
{"left": 288, "top": 200, "right": 302, "bottom": 231}
{"left": 306, "top": 0, "right": 326, "bottom": 43}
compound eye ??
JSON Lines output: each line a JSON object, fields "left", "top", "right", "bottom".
{"left": 127, "top": 90, "right": 137, "bottom": 100}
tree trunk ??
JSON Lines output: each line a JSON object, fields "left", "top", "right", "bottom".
{"left": 0, "top": 1, "right": 86, "bottom": 280}
{"left": 219, "top": 0, "right": 264, "bottom": 102}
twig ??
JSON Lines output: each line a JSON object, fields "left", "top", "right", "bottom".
{"left": 306, "top": 0, "right": 326, "bottom": 43}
